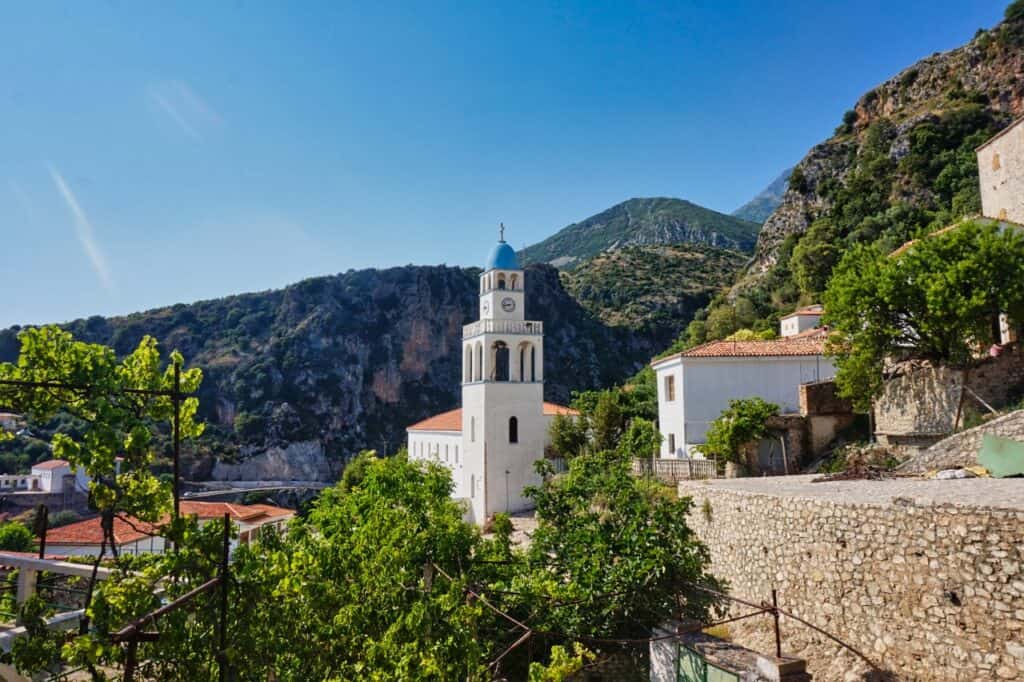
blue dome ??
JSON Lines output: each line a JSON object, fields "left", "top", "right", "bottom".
{"left": 486, "top": 241, "right": 520, "bottom": 270}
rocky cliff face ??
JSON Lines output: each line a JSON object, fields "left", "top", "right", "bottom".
{"left": 750, "top": 18, "right": 1024, "bottom": 276}
{"left": 1, "top": 264, "right": 664, "bottom": 482}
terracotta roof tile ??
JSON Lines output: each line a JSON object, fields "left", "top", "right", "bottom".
{"left": 653, "top": 333, "right": 828, "bottom": 364}
{"left": 44, "top": 516, "right": 160, "bottom": 547}
{"left": 42, "top": 501, "right": 295, "bottom": 547}
{"left": 781, "top": 305, "right": 824, "bottom": 318}
{"left": 407, "top": 403, "right": 579, "bottom": 432}
{"left": 32, "top": 460, "right": 70, "bottom": 471}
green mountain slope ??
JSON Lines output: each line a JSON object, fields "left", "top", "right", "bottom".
{"left": 562, "top": 244, "right": 747, "bottom": 332}
{"left": 0, "top": 265, "right": 668, "bottom": 481}
{"left": 731, "top": 167, "right": 793, "bottom": 224}
{"left": 705, "top": 5, "right": 1024, "bottom": 339}
{"left": 519, "top": 197, "right": 760, "bottom": 269}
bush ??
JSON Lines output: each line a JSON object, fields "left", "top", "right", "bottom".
{"left": 0, "top": 522, "right": 34, "bottom": 552}
{"left": 698, "top": 398, "right": 780, "bottom": 462}
{"left": 46, "top": 510, "right": 81, "bottom": 529}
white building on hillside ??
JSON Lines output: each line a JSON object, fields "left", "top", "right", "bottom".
{"left": 652, "top": 320, "right": 834, "bottom": 458}
{"left": 779, "top": 305, "right": 823, "bottom": 338}
{"left": 406, "top": 230, "right": 577, "bottom": 524}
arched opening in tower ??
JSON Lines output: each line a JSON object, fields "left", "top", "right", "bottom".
{"left": 491, "top": 341, "right": 510, "bottom": 381}
{"left": 508, "top": 416, "right": 518, "bottom": 443}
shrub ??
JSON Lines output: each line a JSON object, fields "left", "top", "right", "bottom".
{"left": 0, "top": 522, "right": 34, "bottom": 552}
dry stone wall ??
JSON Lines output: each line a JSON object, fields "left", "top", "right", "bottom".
{"left": 874, "top": 346, "right": 1024, "bottom": 448}
{"left": 900, "top": 410, "right": 1024, "bottom": 473}
{"left": 678, "top": 481, "right": 1024, "bottom": 681}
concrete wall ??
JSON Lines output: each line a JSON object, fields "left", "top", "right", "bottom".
{"left": 978, "top": 118, "right": 1024, "bottom": 224}
{"left": 677, "top": 481, "right": 1024, "bottom": 681}
{"left": 654, "top": 358, "right": 685, "bottom": 457}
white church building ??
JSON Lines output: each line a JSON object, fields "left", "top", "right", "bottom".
{"left": 406, "top": 232, "right": 576, "bottom": 525}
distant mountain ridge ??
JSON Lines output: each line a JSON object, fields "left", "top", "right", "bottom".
{"left": 731, "top": 167, "right": 793, "bottom": 224}
{"left": 519, "top": 197, "right": 760, "bottom": 269}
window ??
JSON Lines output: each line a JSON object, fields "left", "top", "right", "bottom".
{"left": 471, "top": 416, "right": 476, "bottom": 442}
{"left": 444, "top": 444, "right": 449, "bottom": 461}
{"left": 497, "top": 274, "right": 506, "bottom": 289}
{"left": 667, "top": 433, "right": 676, "bottom": 454}
{"left": 664, "top": 375, "right": 675, "bottom": 402}
{"left": 455, "top": 446, "right": 459, "bottom": 464}
{"left": 470, "top": 474, "right": 475, "bottom": 498}
{"left": 509, "top": 416, "right": 518, "bottom": 443}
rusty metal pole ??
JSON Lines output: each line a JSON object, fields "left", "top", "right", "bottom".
{"left": 772, "top": 589, "right": 782, "bottom": 659}
{"left": 36, "top": 505, "right": 48, "bottom": 559}
{"left": 123, "top": 635, "right": 138, "bottom": 682}
{"left": 218, "top": 512, "right": 230, "bottom": 682}
{"left": 172, "top": 362, "right": 181, "bottom": 521}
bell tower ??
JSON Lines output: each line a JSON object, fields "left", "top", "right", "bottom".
{"left": 460, "top": 226, "right": 545, "bottom": 524}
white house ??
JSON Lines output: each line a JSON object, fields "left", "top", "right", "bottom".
{"left": 652, "top": 323, "right": 835, "bottom": 458}
{"left": 42, "top": 500, "right": 295, "bottom": 557}
{"left": 779, "top": 305, "right": 823, "bottom": 338}
{"left": 406, "top": 230, "right": 577, "bottom": 524}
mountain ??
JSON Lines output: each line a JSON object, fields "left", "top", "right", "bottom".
{"left": 0, "top": 265, "right": 668, "bottom": 482}
{"left": 745, "top": 8, "right": 1024, "bottom": 293}
{"left": 731, "top": 168, "right": 793, "bottom": 224}
{"left": 518, "top": 197, "right": 760, "bottom": 270}
{"left": 560, "top": 245, "right": 747, "bottom": 331}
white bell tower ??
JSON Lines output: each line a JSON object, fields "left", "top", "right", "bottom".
{"left": 460, "top": 225, "right": 545, "bottom": 524}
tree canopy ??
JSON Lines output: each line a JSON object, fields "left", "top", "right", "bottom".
{"left": 823, "top": 220, "right": 1024, "bottom": 409}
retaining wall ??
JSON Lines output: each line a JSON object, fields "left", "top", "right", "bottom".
{"left": 678, "top": 479, "right": 1024, "bottom": 681}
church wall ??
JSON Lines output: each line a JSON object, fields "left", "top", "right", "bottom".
{"left": 406, "top": 430, "right": 466, "bottom": 499}
{"left": 479, "top": 382, "right": 546, "bottom": 518}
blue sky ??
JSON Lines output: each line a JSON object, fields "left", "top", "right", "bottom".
{"left": 0, "top": 1, "right": 1009, "bottom": 327}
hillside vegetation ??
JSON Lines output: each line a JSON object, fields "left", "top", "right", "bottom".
{"left": 688, "top": 4, "right": 1024, "bottom": 346}
{"left": 561, "top": 244, "right": 747, "bottom": 331}
{"left": 519, "top": 197, "right": 759, "bottom": 269}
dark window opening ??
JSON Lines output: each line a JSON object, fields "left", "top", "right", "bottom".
{"left": 492, "top": 342, "right": 510, "bottom": 381}
{"left": 509, "top": 416, "right": 518, "bottom": 443}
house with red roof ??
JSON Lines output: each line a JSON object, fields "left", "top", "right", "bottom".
{"left": 42, "top": 500, "right": 294, "bottom": 557}
{"left": 405, "top": 232, "right": 577, "bottom": 524}
{"left": 650, "top": 316, "right": 835, "bottom": 459}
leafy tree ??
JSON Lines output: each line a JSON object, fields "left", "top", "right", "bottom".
{"left": 338, "top": 448, "right": 378, "bottom": 491}
{"left": 724, "top": 328, "right": 776, "bottom": 341}
{"left": 590, "top": 390, "right": 625, "bottom": 452}
{"left": 824, "top": 220, "right": 1024, "bottom": 410}
{"left": 548, "top": 412, "right": 588, "bottom": 459}
{"left": 616, "top": 417, "right": 662, "bottom": 458}
{"left": 0, "top": 522, "right": 33, "bottom": 551}
{"left": 698, "top": 398, "right": 780, "bottom": 462}
{"left": 791, "top": 218, "right": 842, "bottom": 296}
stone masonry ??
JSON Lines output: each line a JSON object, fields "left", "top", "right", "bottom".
{"left": 900, "top": 410, "right": 1024, "bottom": 474}
{"left": 874, "top": 345, "right": 1024, "bottom": 451}
{"left": 978, "top": 116, "right": 1024, "bottom": 224}
{"left": 678, "top": 476, "right": 1024, "bottom": 681}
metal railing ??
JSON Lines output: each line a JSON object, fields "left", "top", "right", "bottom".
{"left": 631, "top": 457, "right": 718, "bottom": 482}
{"left": 463, "top": 319, "right": 543, "bottom": 338}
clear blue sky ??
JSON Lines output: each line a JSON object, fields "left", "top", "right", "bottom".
{"left": 0, "top": 1, "right": 1009, "bottom": 327}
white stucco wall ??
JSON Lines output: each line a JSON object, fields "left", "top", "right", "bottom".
{"left": 655, "top": 355, "right": 836, "bottom": 456}
{"left": 47, "top": 535, "right": 167, "bottom": 558}
{"left": 407, "top": 430, "right": 466, "bottom": 498}
{"left": 978, "top": 119, "right": 1024, "bottom": 224}
{"left": 780, "top": 314, "right": 821, "bottom": 337}
{"left": 654, "top": 359, "right": 685, "bottom": 458}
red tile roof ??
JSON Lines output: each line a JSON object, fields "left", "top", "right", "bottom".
{"left": 32, "top": 460, "right": 70, "bottom": 471}
{"left": 780, "top": 305, "right": 824, "bottom": 318}
{"left": 653, "top": 333, "right": 828, "bottom": 364}
{"left": 44, "top": 516, "right": 160, "bottom": 547}
{"left": 407, "top": 402, "right": 579, "bottom": 432}
{"left": 42, "top": 502, "right": 294, "bottom": 547}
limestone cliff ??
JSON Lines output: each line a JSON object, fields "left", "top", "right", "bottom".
{"left": 749, "top": 14, "right": 1024, "bottom": 278}
{"left": 0, "top": 264, "right": 665, "bottom": 481}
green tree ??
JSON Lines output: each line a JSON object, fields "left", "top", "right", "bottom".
{"left": 548, "top": 412, "right": 588, "bottom": 459}
{"left": 698, "top": 398, "right": 780, "bottom": 462}
{"left": 824, "top": 220, "right": 1024, "bottom": 409}
{"left": 616, "top": 417, "right": 662, "bottom": 458}
{"left": 791, "top": 218, "right": 842, "bottom": 296}
{"left": 0, "top": 522, "right": 33, "bottom": 551}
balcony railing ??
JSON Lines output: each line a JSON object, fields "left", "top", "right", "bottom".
{"left": 463, "top": 319, "right": 543, "bottom": 338}
{"left": 631, "top": 457, "right": 718, "bottom": 482}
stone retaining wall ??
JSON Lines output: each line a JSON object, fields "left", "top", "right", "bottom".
{"left": 900, "top": 410, "right": 1024, "bottom": 473}
{"left": 678, "top": 481, "right": 1024, "bottom": 681}
{"left": 874, "top": 346, "right": 1024, "bottom": 451}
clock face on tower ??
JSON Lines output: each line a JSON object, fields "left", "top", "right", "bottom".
{"left": 482, "top": 301, "right": 490, "bottom": 315}
{"left": 501, "top": 297, "right": 516, "bottom": 312}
